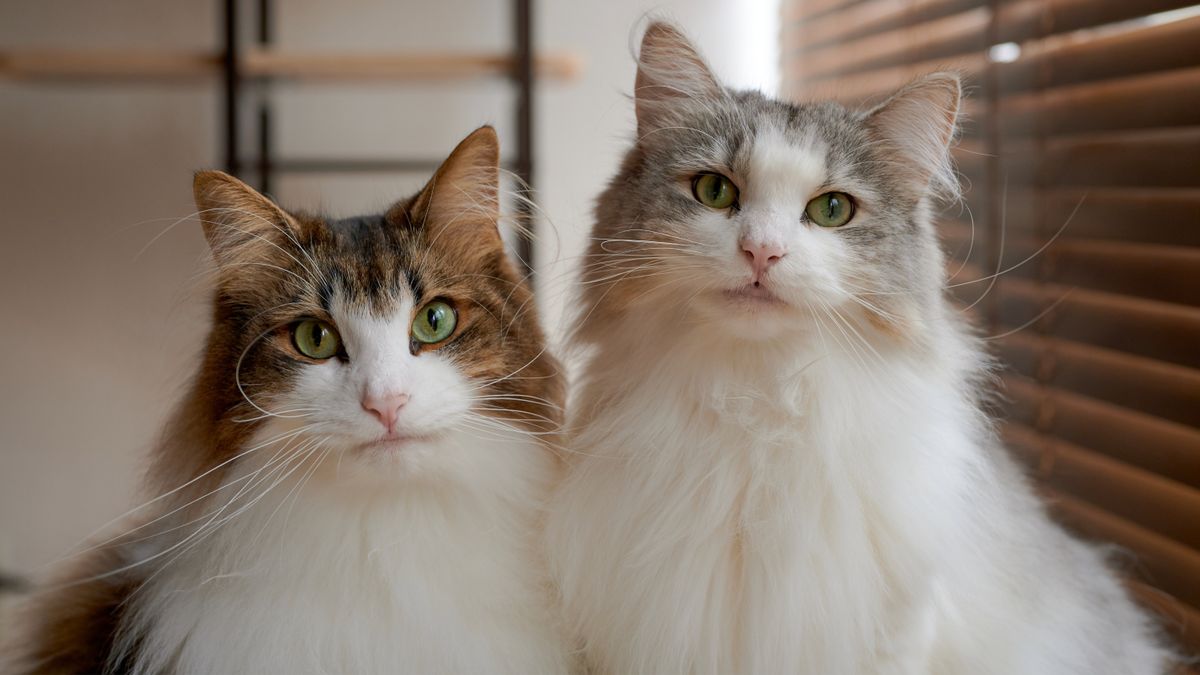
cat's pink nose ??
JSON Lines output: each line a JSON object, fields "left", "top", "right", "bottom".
{"left": 740, "top": 239, "right": 786, "bottom": 282}
{"left": 361, "top": 392, "right": 410, "bottom": 433}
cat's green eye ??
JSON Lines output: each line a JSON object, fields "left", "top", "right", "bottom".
{"left": 412, "top": 300, "right": 457, "bottom": 345}
{"left": 692, "top": 173, "right": 738, "bottom": 210}
{"left": 292, "top": 319, "right": 341, "bottom": 360}
{"left": 805, "top": 192, "right": 855, "bottom": 228}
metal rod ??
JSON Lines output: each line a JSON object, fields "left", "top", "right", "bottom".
{"left": 255, "top": 0, "right": 273, "bottom": 194}
{"left": 257, "top": 106, "right": 272, "bottom": 193}
{"left": 257, "top": 0, "right": 272, "bottom": 43}
{"left": 221, "top": 0, "right": 240, "bottom": 175}
{"left": 513, "top": 0, "right": 535, "bottom": 278}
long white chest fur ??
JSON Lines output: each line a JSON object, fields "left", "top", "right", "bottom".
{"left": 547, "top": 335, "right": 1167, "bottom": 675}
{"left": 120, "top": 429, "right": 570, "bottom": 675}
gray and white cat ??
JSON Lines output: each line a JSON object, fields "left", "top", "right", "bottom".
{"left": 546, "top": 22, "right": 1171, "bottom": 674}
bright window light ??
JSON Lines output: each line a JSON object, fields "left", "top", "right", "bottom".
{"left": 988, "top": 42, "right": 1022, "bottom": 63}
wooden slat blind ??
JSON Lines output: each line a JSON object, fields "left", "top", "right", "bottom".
{"left": 784, "top": 0, "right": 1200, "bottom": 659}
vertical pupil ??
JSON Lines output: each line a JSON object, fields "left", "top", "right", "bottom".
{"left": 427, "top": 308, "right": 439, "bottom": 332}
{"left": 827, "top": 196, "right": 839, "bottom": 218}
{"left": 310, "top": 323, "right": 323, "bottom": 348}
{"left": 710, "top": 179, "right": 722, "bottom": 201}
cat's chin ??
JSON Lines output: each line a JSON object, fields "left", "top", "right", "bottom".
{"left": 688, "top": 285, "right": 818, "bottom": 342}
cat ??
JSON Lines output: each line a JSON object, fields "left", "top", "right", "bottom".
{"left": 8, "top": 126, "right": 573, "bottom": 675}
{"left": 545, "top": 22, "right": 1171, "bottom": 675}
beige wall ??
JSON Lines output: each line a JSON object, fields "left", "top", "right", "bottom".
{"left": 0, "top": 0, "right": 777, "bottom": 584}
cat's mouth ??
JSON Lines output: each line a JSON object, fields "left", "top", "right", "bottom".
{"left": 355, "top": 433, "right": 436, "bottom": 453}
{"left": 722, "top": 284, "right": 786, "bottom": 307}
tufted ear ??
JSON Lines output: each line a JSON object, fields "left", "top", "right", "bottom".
{"left": 634, "top": 22, "right": 724, "bottom": 137}
{"left": 398, "top": 126, "right": 503, "bottom": 255}
{"left": 193, "top": 170, "right": 300, "bottom": 269}
{"left": 864, "top": 72, "right": 962, "bottom": 198}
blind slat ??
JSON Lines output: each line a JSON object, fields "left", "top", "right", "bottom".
{"left": 786, "top": 0, "right": 986, "bottom": 52}
{"left": 1004, "top": 375, "right": 1200, "bottom": 490}
{"left": 994, "top": 128, "right": 1200, "bottom": 189}
{"left": 1127, "top": 580, "right": 1200, "bottom": 657}
{"left": 997, "top": 14, "right": 1200, "bottom": 93}
{"left": 1042, "top": 488, "right": 1200, "bottom": 610}
{"left": 998, "top": 332, "right": 1200, "bottom": 428}
{"left": 940, "top": 224, "right": 1200, "bottom": 306}
{"left": 783, "top": 0, "right": 865, "bottom": 23}
{"left": 994, "top": 0, "right": 1200, "bottom": 45}
{"left": 1003, "top": 423, "right": 1200, "bottom": 550}
{"left": 996, "top": 277, "right": 1200, "bottom": 369}
{"left": 998, "top": 67, "right": 1200, "bottom": 137}
{"left": 798, "top": 7, "right": 989, "bottom": 81}
{"left": 947, "top": 188, "right": 1200, "bottom": 247}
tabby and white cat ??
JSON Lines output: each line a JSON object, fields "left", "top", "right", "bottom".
{"left": 546, "top": 23, "right": 1170, "bottom": 674}
{"left": 11, "top": 127, "right": 572, "bottom": 674}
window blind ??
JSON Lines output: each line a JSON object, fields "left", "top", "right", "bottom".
{"left": 783, "top": 0, "right": 1200, "bottom": 663}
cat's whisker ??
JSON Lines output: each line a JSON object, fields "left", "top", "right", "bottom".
{"left": 203, "top": 260, "right": 313, "bottom": 291}
{"left": 232, "top": 407, "right": 319, "bottom": 424}
{"left": 813, "top": 299, "right": 874, "bottom": 379}
{"left": 200, "top": 212, "right": 324, "bottom": 288}
{"left": 48, "top": 424, "right": 320, "bottom": 566}
{"left": 608, "top": 227, "right": 706, "bottom": 247}
{"left": 251, "top": 438, "right": 333, "bottom": 549}
{"left": 621, "top": 269, "right": 715, "bottom": 305}
{"left": 469, "top": 392, "right": 562, "bottom": 406}
{"left": 943, "top": 200, "right": 978, "bottom": 283}
{"left": 468, "top": 399, "right": 562, "bottom": 417}
{"left": 277, "top": 442, "right": 333, "bottom": 547}
{"left": 233, "top": 323, "right": 302, "bottom": 420}
{"left": 131, "top": 437, "right": 327, "bottom": 595}
{"left": 635, "top": 123, "right": 721, "bottom": 146}
{"left": 50, "top": 434, "right": 322, "bottom": 592}
{"left": 957, "top": 175, "right": 1010, "bottom": 314}
{"left": 133, "top": 209, "right": 209, "bottom": 260}
{"left": 205, "top": 205, "right": 330, "bottom": 288}
{"left": 819, "top": 301, "right": 912, "bottom": 412}
{"left": 106, "top": 434, "right": 321, "bottom": 553}
{"left": 464, "top": 339, "right": 557, "bottom": 393}
{"left": 983, "top": 289, "right": 1074, "bottom": 341}
{"left": 472, "top": 407, "right": 561, "bottom": 428}
{"left": 944, "top": 193, "right": 1082, "bottom": 291}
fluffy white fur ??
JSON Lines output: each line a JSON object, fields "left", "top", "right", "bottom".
{"left": 115, "top": 300, "right": 570, "bottom": 674}
{"left": 547, "top": 89, "right": 1168, "bottom": 672}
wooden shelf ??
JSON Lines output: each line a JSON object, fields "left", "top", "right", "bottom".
{"left": 242, "top": 50, "right": 581, "bottom": 80}
{"left": 0, "top": 49, "right": 217, "bottom": 80}
{"left": 0, "top": 49, "right": 582, "bottom": 82}
{"left": 240, "top": 157, "right": 520, "bottom": 174}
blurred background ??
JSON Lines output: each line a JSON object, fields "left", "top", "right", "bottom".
{"left": 2, "top": 0, "right": 1197, "bottom": 658}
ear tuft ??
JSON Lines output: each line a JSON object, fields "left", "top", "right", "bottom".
{"left": 193, "top": 171, "right": 297, "bottom": 266}
{"left": 865, "top": 71, "right": 962, "bottom": 200}
{"left": 634, "top": 21, "right": 723, "bottom": 136}
{"left": 402, "top": 125, "right": 502, "bottom": 253}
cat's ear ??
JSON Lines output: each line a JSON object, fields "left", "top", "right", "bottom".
{"left": 399, "top": 126, "right": 502, "bottom": 257}
{"left": 193, "top": 171, "right": 300, "bottom": 269}
{"left": 865, "top": 72, "right": 962, "bottom": 198}
{"left": 635, "top": 22, "right": 723, "bottom": 136}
